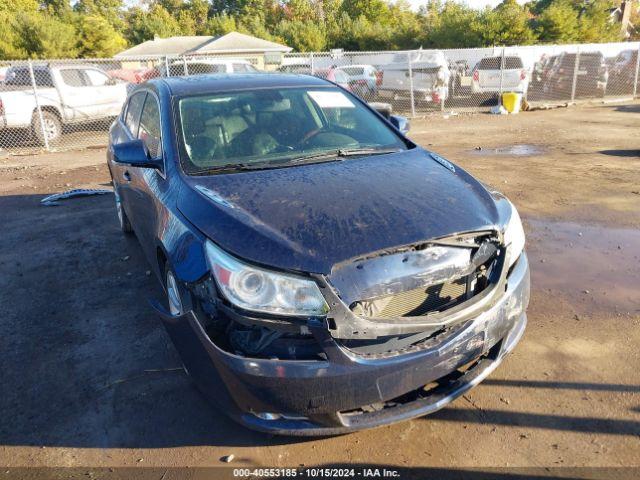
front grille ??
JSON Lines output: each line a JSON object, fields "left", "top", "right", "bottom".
{"left": 351, "top": 277, "right": 468, "bottom": 318}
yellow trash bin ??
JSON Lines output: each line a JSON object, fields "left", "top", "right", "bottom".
{"left": 502, "top": 92, "right": 522, "bottom": 114}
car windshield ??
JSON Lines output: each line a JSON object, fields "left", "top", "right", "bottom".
{"left": 177, "top": 87, "right": 407, "bottom": 174}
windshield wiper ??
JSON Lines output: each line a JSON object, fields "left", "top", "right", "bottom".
{"left": 189, "top": 148, "right": 402, "bottom": 175}
{"left": 287, "top": 147, "right": 402, "bottom": 165}
{"left": 336, "top": 147, "right": 402, "bottom": 157}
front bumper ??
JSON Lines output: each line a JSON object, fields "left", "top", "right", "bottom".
{"left": 156, "top": 253, "right": 530, "bottom": 436}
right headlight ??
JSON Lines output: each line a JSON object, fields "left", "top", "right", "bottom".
{"left": 204, "top": 240, "right": 329, "bottom": 317}
{"left": 503, "top": 200, "right": 525, "bottom": 268}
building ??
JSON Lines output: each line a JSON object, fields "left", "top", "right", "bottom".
{"left": 115, "top": 32, "right": 292, "bottom": 69}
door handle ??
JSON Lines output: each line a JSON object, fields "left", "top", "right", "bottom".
{"left": 123, "top": 170, "right": 131, "bottom": 182}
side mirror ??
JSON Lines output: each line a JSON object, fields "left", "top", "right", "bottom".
{"left": 113, "top": 139, "right": 161, "bottom": 169}
{"left": 389, "top": 115, "right": 410, "bottom": 135}
{"left": 369, "top": 101, "right": 393, "bottom": 119}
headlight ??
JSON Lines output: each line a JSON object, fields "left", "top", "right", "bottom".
{"left": 503, "top": 200, "right": 525, "bottom": 268}
{"left": 204, "top": 240, "right": 329, "bottom": 317}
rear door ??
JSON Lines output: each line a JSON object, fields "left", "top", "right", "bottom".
{"left": 112, "top": 91, "right": 146, "bottom": 220}
{"left": 56, "top": 68, "right": 94, "bottom": 121}
{"left": 84, "top": 68, "right": 127, "bottom": 118}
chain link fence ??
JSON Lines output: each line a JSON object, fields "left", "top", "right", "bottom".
{"left": 1, "top": 41, "right": 638, "bottom": 156}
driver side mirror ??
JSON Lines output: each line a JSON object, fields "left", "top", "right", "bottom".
{"left": 113, "top": 139, "right": 162, "bottom": 169}
{"left": 389, "top": 115, "right": 410, "bottom": 135}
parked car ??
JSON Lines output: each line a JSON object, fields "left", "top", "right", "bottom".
{"left": 335, "top": 64, "right": 380, "bottom": 99}
{"left": 313, "top": 67, "right": 352, "bottom": 91}
{"left": 277, "top": 63, "right": 311, "bottom": 74}
{"left": 543, "top": 52, "right": 608, "bottom": 98}
{"left": 378, "top": 51, "right": 450, "bottom": 106}
{"left": 607, "top": 49, "right": 638, "bottom": 93}
{"left": 140, "top": 59, "right": 258, "bottom": 81}
{"left": 0, "top": 64, "right": 127, "bottom": 144}
{"left": 471, "top": 56, "right": 529, "bottom": 97}
{"left": 107, "top": 73, "right": 529, "bottom": 435}
{"left": 447, "top": 60, "right": 472, "bottom": 97}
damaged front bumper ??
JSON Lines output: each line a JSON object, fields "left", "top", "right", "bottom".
{"left": 156, "top": 253, "right": 530, "bottom": 436}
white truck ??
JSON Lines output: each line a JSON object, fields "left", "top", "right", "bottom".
{"left": 0, "top": 64, "right": 127, "bottom": 144}
{"left": 377, "top": 51, "right": 450, "bottom": 107}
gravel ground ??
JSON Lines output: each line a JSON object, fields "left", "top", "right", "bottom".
{"left": 0, "top": 102, "right": 639, "bottom": 478}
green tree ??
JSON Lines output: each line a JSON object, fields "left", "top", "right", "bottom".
{"left": 0, "top": 12, "right": 27, "bottom": 59}
{"left": 576, "top": 0, "right": 620, "bottom": 43}
{"left": 124, "top": 4, "right": 182, "bottom": 45}
{"left": 205, "top": 13, "right": 238, "bottom": 35}
{"left": 535, "top": 0, "right": 579, "bottom": 42}
{"left": 339, "top": 0, "right": 391, "bottom": 24}
{"left": 422, "top": 2, "right": 483, "bottom": 48}
{"left": 481, "top": 0, "right": 536, "bottom": 46}
{"left": 276, "top": 19, "right": 326, "bottom": 51}
{"left": 77, "top": 13, "right": 126, "bottom": 57}
{"left": 13, "top": 10, "right": 78, "bottom": 58}
{"left": 74, "top": 0, "right": 125, "bottom": 31}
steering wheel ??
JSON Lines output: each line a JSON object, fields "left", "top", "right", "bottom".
{"left": 300, "top": 127, "right": 322, "bottom": 145}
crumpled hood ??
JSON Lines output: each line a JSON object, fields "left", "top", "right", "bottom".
{"left": 178, "top": 148, "right": 500, "bottom": 274}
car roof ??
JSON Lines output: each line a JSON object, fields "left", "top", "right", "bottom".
{"left": 155, "top": 73, "right": 332, "bottom": 96}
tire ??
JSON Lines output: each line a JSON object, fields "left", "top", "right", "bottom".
{"left": 31, "top": 110, "right": 62, "bottom": 146}
{"left": 114, "top": 189, "right": 133, "bottom": 234}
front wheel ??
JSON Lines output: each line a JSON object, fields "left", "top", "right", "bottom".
{"left": 31, "top": 110, "right": 62, "bottom": 146}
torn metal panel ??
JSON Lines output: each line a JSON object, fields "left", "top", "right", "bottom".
{"left": 40, "top": 188, "right": 112, "bottom": 206}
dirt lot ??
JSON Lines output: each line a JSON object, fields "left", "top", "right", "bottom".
{"left": 1, "top": 102, "right": 639, "bottom": 478}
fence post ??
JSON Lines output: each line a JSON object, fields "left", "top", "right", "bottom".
{"left": 182, "top": 56, "right": 189, "bottom": 76}
{"left": 164, "top": 56, "right": 170, "bottom": 77}
{"left": 310, "top": 52, "right": 315, "bottom": 75}
{"left": 28, "top": 59, "right": 49, "bottom": 151}
{"left": 498, "top": 46, "right": 505, "bottom": 107}
{"left": 633, "top": 43, "right": 640, "bottom": 98}
{"left": 570, "top": 46, "right": 580, "bottom": 102}
{"left": 408, "top": 52, "right": 416, "bottom": 118}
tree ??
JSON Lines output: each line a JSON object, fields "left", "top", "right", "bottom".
{"left": 535, "top": 0, "right": 579, "bottom": 43}
{"left": 276, "top": 19, "right": 326, "bottom": 51}
{"left": 13, "top": 11, "right": 78, "bottom": 58}
{"left": 0, "top": 12, "right": 26, "bottom": 59}
{"left": 576, "top": 0, "right": 621, "bottom": 43}
{"left": 481, "top": 0, "right": 536, "bottom": 46}
{"left": 124, "top": 4, "right": 182, "bottom": 45}
{"left": 422, "top": 2, "right": 484, "bottom": 48}
{"left": 339, "top": 0, "right": 391, "bottom": 24}
{"left": 74, "top": 0, "right": 125, "bottom": 32}
{"left": 77, "top": 14, "right": 126, "bottom": 57}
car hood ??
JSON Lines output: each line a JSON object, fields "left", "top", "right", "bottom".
{"left": 177, "top": 148, "right": 500, "bottom": 274}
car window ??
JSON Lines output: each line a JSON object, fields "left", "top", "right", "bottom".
{"left": 342, "top": 67, "right": 364, "bottom": 76}
{"left": 177, "top": 87, "right": 407, "bottom": 173}
{"left": 232, "top": 63, "right": 255, "bottom": 72}
{"left": 138, "top": 95, "right": 162, "bottom": 159}
{"left": 503, "top": 57, "right": 524, "bottom": 69}
{"left": 84, "top": 69, "right": 111, "bottom": 86}
{"left": 334, "top": 71, "right": 349, "bottom": 83}
{"left": 6, "top": 68, "right": 54, "bottom": 87}
{"left": 124, "top": 92, "right": 146, "bottom": 137}
{"left": 60, "top": 69, "right": 88, "bottom": 87}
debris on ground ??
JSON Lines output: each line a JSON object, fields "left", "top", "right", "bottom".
{"left": 490, "top": 105, "right": 508, "bottom": 115}
{"left": 221, "top": 454, "right": 235, "bottom": 463}
{"left": 40, "top": 188, "right": 112, "bottom": 206}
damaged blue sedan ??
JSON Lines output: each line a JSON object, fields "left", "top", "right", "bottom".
{"left": 107, "top": 73, "right": 530, "bottom": 436}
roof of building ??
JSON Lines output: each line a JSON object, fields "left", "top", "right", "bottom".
{"left": 115, "top": 32, "right": 292, "bottom": 59}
